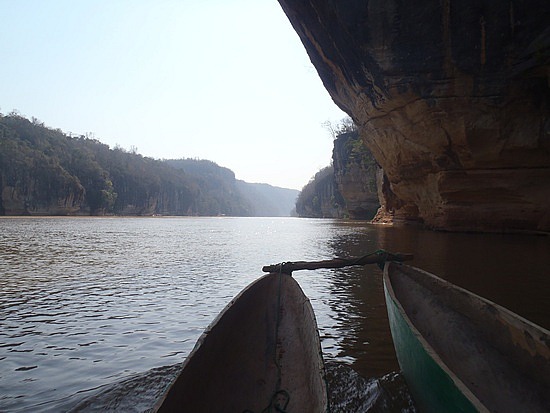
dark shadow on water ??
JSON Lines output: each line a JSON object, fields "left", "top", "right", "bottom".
{"left": 65, "top": 362, "right": 416, "bottom": 413}
{"left": 326, "top": 362, "right": 416, "bottom": 413}
{"left": 64, "top": 364, "right": 181, "bottom": 413}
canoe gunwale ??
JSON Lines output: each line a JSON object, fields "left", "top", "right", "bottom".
{"left": 152, "top": 275, "right": 261, "bottom": 411}
{"left": 153, "top": 272, "right": 328, "bottom": 413}
{"left": 384, "top": 261, "right": 550, "bottom": 413}
{"left": 383, "top": 262, "right": 487, "bottom": 412}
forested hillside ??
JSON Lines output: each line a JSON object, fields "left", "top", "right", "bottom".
{"left": 166, "top": 159, "right": 298, "bottom": 217}
{"left": 236, "top": 181, "right": 298, "bottom": 217}
{"left": 164, "top": 159, "right": 253, "bottom": 216}
{"left": 0, "top": 113, "right": 296, "bottom": 216}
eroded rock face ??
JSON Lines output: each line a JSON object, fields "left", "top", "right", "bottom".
{"left": 279, "top": 0, "right": 550, "bottom": 232}
{"left": 1, "top": 184, "right": 85, "bottom": 215}
{"left": 333, "top": 131, "right": 380, "bottom": 219}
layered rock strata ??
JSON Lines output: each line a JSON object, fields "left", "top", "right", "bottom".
{"left": 279, "top": 0, "right": 550, "bottom": 232}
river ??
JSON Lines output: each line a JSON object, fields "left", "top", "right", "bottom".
{"left": 1, "top": 217, "right": 549, "bottom": 412}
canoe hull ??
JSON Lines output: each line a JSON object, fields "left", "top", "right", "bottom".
{"left": 384, "top": 262, "right": 550, "bottom": 413}
{"left": 384, "top": 281, "right": 479, "bottom": 413}
{"left": 154, "top": 272, "right": 327, "bottom": 413}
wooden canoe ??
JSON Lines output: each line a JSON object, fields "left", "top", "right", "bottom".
{"left": 383, "top": 262, "right": 550, "bottom": 413}
{"left": 153, "top": 272, "right": 328, "bottom": 413}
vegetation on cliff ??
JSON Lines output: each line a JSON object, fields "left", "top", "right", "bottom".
{"left": 295, "top": 118, "right": 380, "bottom": 219}
{"left": 332, "top": 130, "right": 380, "bottom": 219}
{"left": 295, "top": 166, "right": 344, "bottom": 218}
{"left": 0, "top": 113, "right": 297, "bottom": 216}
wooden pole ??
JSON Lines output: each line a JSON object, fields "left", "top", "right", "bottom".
{"left": 262, "top": 250, "right": 413, "bottom": 274}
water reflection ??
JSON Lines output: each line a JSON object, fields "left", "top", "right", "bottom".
{"left": 374, "top": 224, "right": 550, "bottom": 329}
{"left": 321, "top": 222, "right": 399, "bottom": 377}
{"left": 311, "top": 221, "right": 550, "bottom": 380}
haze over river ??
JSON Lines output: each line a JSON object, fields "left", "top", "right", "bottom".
{"left": 1, "top": 217, "right": 549, "bottom": 411}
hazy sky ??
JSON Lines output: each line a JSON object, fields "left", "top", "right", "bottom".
{"left": 0, "top": 0, "right": 346, "bottom": 190}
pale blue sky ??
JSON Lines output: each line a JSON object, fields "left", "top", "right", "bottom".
{"left": 0, "top": 0, "right": 346, "bottom": 190}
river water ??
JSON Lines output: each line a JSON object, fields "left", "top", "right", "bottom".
{"left": 1, "top": 217, "right": 549, "bottom": 412}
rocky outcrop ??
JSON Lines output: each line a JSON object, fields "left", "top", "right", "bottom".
{"left": 333, "top": 131, "right": 380, "bottom": 219}
{"left": 279, "top": 0, "right": 550, "bottom": 232}
{"left": 1, "top": 186, "right": 84, "bottom": 216}
{"left": 1, "top": 167, "right": 86, "bottom": 215}
{"left": 295, "top": 166, "right": 345, "bottom": 218}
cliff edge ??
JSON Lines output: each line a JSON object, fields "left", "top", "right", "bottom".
{"left": 279, "top": 0, "right": 550, "bottom": 232}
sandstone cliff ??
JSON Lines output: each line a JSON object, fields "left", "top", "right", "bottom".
{"left": 279, "top": 0, "right": 550, "bottom": 232}
{"left": 295, "top": 131, "right": 379, "bottom": 219}
{"left": 333, "top": 131, "right": 380, "bottom": 219}
{"left": 295, "top": 166, "right": 344, "bottom": 218}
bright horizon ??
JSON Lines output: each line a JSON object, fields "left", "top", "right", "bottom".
{"left": 0, "top": 0, "right": 347, "bottom": 190}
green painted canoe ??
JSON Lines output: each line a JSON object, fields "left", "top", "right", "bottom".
{"left": 384, "top": 262, "right": 550, "bottom": 413}
{"left": 153, "top": 272, "right": 328, "bottom": 413}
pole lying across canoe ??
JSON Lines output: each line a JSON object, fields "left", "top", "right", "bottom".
{"left": 262, "top": 250, "right": 413, "bottom": 274}
{"left": 153, "top": 271, "right": 328, "bottom": 413}
{"left": 383, "top": 261, "right": 550, "bottom": 413}
{"left": 153, "top": 251, "right": 550, "bottom": 412}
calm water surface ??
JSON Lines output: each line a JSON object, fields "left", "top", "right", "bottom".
{"left": 1, "top": 217, "right": 549, "bottom": 412}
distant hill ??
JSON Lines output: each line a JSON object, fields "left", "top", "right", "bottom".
{"left": 236, "top": 181, "right": 298, "bottom": 217}
{"left": 165, "top": 159, "right": 298, "bottom": 217}
{"left": 0, "top": 113, "right": 298, "bottom": 217}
